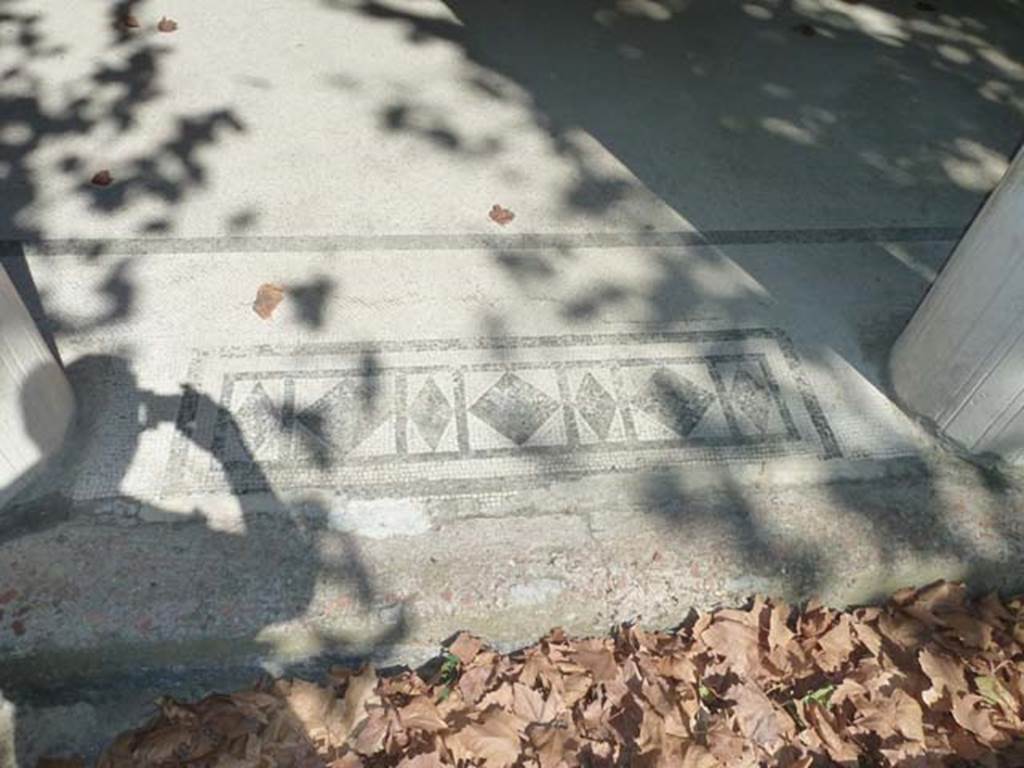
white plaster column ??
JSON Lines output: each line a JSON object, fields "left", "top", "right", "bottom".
{"left": 891, "top": 145, "right": 1024, "bottom": 462}
{"left": 0, "top": 267, "right": 73, "bottom": 506}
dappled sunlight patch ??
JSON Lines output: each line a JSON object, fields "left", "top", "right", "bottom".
{"left": 976, "top": 46, "right": 1024, "bottom": 82}
{"left": 879, "top": 242, "right": 939, "bottom": 284}
{"left": 741, "top": 4, "right": 774, "bottom": 22}
{"left": 942, "top": 138, "right": 1010, "bottom": 192}
{"left": 759, "top": 82, "right": 793, "bottom": 100}
{"left": 616, "top": 0, "right": 673, "bottom": 22}
{"left": 978, "top": 79, "right": 1021, "bottom": 109}
{"left": 324, "top": 497, "right": 432, "bottom": 540}
{"left": 815, "top": 0, "right": 910, "bottom": 46}
{"left": 937, "top": 43, "right": 973, "bottom": 65}
{"left": 253, "top": 624, "right": 331, "bottom": 664}
{"left": 758, "top": 116, "right": 816, "bottom": 146}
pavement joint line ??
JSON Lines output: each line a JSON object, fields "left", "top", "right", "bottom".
{"left": 2, "top": 226, "right": 963, "bottom": 257}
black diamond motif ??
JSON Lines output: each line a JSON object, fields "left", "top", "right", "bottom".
{"left": 731, "top": 367, "right": 773, "bottom": 434}
{"left": 409, "top": 377, "right": 453, "bottom": 451}
{"left": 470, "top": 372, "right": 559, "bottom": 445}
{"left": 296, "top": 377, "right": 390, "bottom": 454}
{"left": 576, "top": 372, "right": 617, "bottom": 440}
{"left": 222, "top": 382, "right": 278, "bottom": 460}
{"left": 635, "top": 368, "right": 713, "bottom": 438}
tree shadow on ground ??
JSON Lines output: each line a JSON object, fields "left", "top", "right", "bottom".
{"left": 324, "top": 0, "right": 1024, "bottom": 601}
{"left": 344, "top": 0, "right": 1022, "bottom": 229}
{"left": 0, "top": 0, "right": 247, "bottom": 248}
{"left": 331, "top": 0, "right": 1023, "bottom": 383}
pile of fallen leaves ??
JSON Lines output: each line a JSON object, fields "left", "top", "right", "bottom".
{"left": 96, "top": 582, "right": 1024, "bottom": 767}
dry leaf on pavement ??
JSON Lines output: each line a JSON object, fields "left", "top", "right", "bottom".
{"left": 252, "top": 283, "right": 285, "bottom": 319}
{"left": 489, "top": 204, "right": 515, "bottom": 226}
{"left": 157, "top": 16, "right": 178, "bottom": 32}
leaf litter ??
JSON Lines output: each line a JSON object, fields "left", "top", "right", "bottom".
{"left": 91, "top": 582, "right": 1024, "bottom": 767}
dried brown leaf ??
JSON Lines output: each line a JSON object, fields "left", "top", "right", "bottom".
{"left": 132, "top": 722, "right": 195, "bottom": 764}
{"left": 726, "top": 682, "right": 794, "bottom": 748}
{"left": 701, "top": 618, "right": 760, "bottom": 678}
{"left": 705, "top": 719, "right": 749, "bottom": 765}
{"left": 814, "top": 614, "right": 855, "bottom": 673}
{"left": 657, "top": 654, "right": 697, "bottom": 685}
{"left": 559, "top": 673, "right": 592, "bottom": 709}
{"left": 479, "top": 683, "right": 514, "bottom": 712}
{"left": 396, "top": 751, "right": 443, "bottom": 768}
{"left": 900, "top": 580, "right": 967, "bottom": 614}
{"left": 457, "top": 663, "right": 491, "bottom": 706}
{"left": 608, "top": 693, "right": 645, "bottom": 743}
{"left": 767, "top": 602, "right": 796, "bottom": 652}
{"left": 91, "top": 170, "right": 113, "bottom": 187}
{"left": 527, "top": 723, "right": 579, "bottom": 768}
{"left": 944, "top": 612, "right": 994, "bottom": 649}
{"left": 339, "top": 666, "right": 382, "bottom": 738}
{"left": 578, "top": 695, "right": 611, "bottom": 741}
{"left": 890, "top": 688, "right": 926, "bottom": 743}
{"left": 797, "top": 601, "right": 836, "bottom": 639}
{"left": 398, "top": 696, "right": 447, "bottom": 733}
{"left": 252, "top": 283, "right": 285, "bottom": 319}
{"left": 286, "top": 680, "right": 336, "bottom": 730}
{"left": 636, "top": 705, "right": 665, "bottom": 754}
{"left": 448, "top": 632, "right": 484, "bottom": 664}
{"left": 919, "top": 647, "right": 968, "bottom": 706}
{"left": 511, "top": 683, "right": 549, "bottom": 723}
{"left": 804, "top": 701, "right": 858, "bottom": 764}
{"left": 157, "top": 16, "right": 178, "bottom": 32}
{"left": 489, "top": 204, "right": 515, "bottom": 226}
{"left": 446, "top": 706, "right": 524, "bottom": 768}
{"left": 520, "top": 649, "right": 555, "bottom": 689}
{"left": 572, "top": 644, "right": 619, "bottom": 683}
{"left": 352, "top": 708, "right": 389, "bottom": 756}
{"left": 850, "top": 621, "right": 883, "bottom": 658}
{"left": 680, "top": 742, "right": 721, "bottom": 768}
{"left": 877, "top": 610, "right": 929, "bottom": 651}
{"left": 952, "top": 694, "right": 1004, "bottom": 744}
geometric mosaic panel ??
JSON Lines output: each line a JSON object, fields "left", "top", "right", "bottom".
{"left": 164, "top": 328, "right": 841, "bottom": 497}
